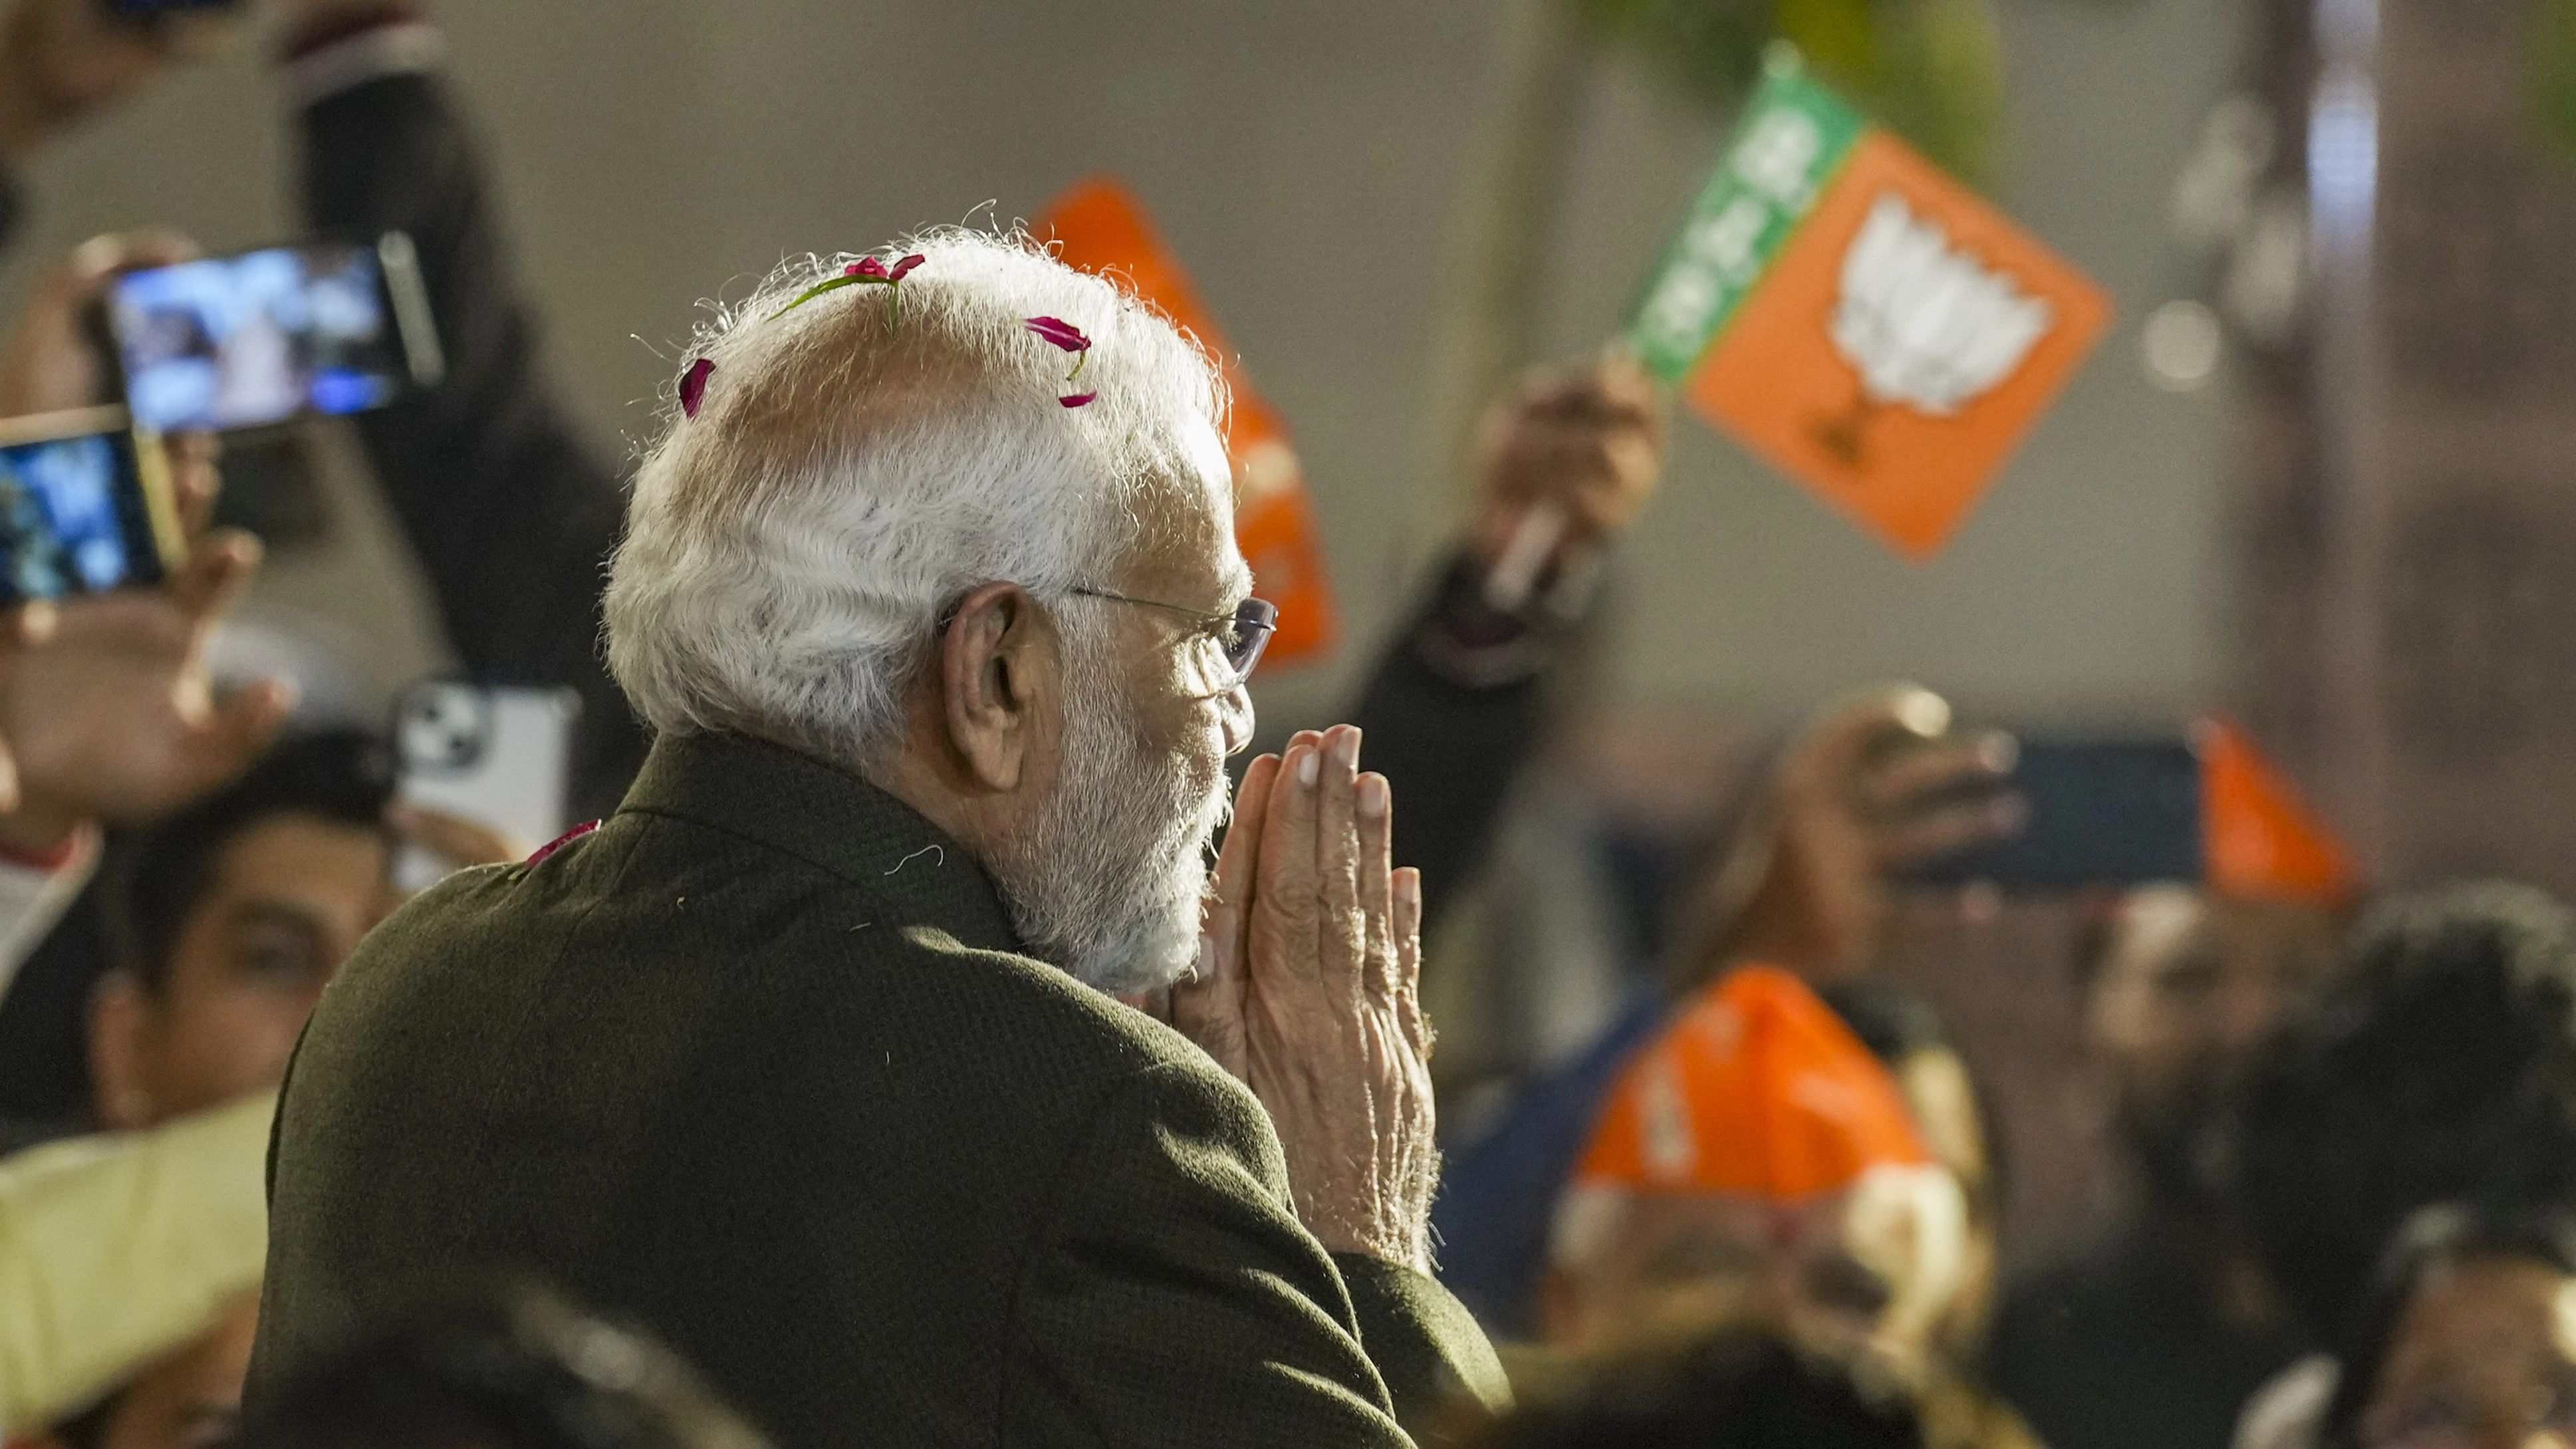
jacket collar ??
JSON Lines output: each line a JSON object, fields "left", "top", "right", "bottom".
{"left": 616, "top": 731, "right": 1023, "bottom": 957}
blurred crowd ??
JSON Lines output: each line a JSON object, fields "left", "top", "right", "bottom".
{"left": 2, "top": 4, "right": 2573, "bottom": 1449}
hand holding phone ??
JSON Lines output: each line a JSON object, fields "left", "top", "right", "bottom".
{"left": 1678, "top": 687, "right": 2022, "bottom": 982}
{"left": 105, "top": 235, "right": 443, "bottom": 434}
{"left": 0, "top": 406, "right": 180, "bottom": 604}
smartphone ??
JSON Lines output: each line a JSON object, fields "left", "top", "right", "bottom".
{"left": 0, "top": 406, "right": 182, "bottom": 605}
{"left": 1902, "top": 738, "right": 2204, "bottom": 889}
{"left": 105, "top": 234, "right": 444, "bottom": 434}
{"left": 392, "top": 681, "right": 580, "bottom": 892}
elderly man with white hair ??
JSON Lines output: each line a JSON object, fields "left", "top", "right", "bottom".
{"left": 245, "top": 230, "right": 1508, "bottom": 1447}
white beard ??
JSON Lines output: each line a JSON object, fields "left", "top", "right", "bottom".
{"left": 986, "top": 639, "right": 1226, "bottom": 995}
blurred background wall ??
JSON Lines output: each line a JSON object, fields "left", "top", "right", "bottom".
{"left": 0, "top": 0, "right": 2246, "bottom": 736}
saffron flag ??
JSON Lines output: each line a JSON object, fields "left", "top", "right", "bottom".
{"left": 1037, "top": 178, "right": 1339, "bottom": 668}
{"left": 2196, "top": 718, "right": 2359, "bottom": 906}
{"left": 1629, "top": 51, "right": 2113, "bottom": 559}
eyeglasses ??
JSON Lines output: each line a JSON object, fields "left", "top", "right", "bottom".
{"left": 1070, "top": 587, "right": 1279, "bottom": 684}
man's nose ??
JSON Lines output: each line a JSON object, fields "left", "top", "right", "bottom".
{"left": 1216, "top": 682, "right": 1255, "bottom": 757}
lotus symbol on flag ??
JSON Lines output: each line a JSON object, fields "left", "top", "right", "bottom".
{"left": 1817, "top": 191, "right": 2053, "bottom": 465}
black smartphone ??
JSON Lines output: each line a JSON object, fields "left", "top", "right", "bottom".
{"left": 1902, "top": 738, "right": 2204, "bottom": 889}
{"left": 104, "top": 234, "right": 443, "bottom": 434}
{"left": 0, "top": 406, "right": 182, "bottom": 605}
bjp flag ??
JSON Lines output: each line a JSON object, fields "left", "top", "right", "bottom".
{"left": 1628, "top": 51, "right": 2113, "bottom": 560}
{"left": 1036, "top": 179, "right": 1339, "bottom": 667}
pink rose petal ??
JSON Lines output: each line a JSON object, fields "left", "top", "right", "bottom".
{"left": 1059, "top": 392, "right": 1097, "bottom": 408}
{"left": 528, "top": 819, "right": 601, "bottom": 865}
{"left": 1025, "top": 316, "right": 1091, "bottom": 352}
{"left": 848, "top": 257, "right": 889, "bottom": 279}
{"left": 888, "top": 253, "right": 926, "bottom": 281}
{"left": 679, "top": 358, "right": 715, "bottom": 419}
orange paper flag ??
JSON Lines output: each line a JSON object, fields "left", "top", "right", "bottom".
{"left": 1574, "top": 966, "right": 1930, "bottom": 1201}
{"left": 1630, "top": 53, "right": 2113, "bottom": 559}
{"left": 1036, "top": 178, "right": 1339, "bottom": 667}
{"left": 2197, "top": 718, "right": 2359, "bottom": 906}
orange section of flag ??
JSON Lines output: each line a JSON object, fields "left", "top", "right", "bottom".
{"left": 1036, "top": 178, "right": 1338, "bottom": 666}
{"left": 1685, "top": 132, "right": 2113, "bottom": 559}
{"left": 1575, "top": 965, "right": 1930, "bottom": 1201}
{"left": 2196, "top": 718, "right": 2359, "bottom": 906}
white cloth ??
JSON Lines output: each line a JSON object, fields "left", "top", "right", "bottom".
{"left": 0, "top": 828, "right": 98, "bottom": 1011}
{"left": 2233, "top": 1353, "right": 2339, "bottom": 1449}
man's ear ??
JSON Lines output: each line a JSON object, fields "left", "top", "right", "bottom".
{"left": 936, "top": 581, "right": 1059, "bottom": 794}
{"left": 88, "top": 972, "right": 159, "bottom": 1129}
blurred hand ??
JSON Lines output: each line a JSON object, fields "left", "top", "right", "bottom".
{"left": 0, "top": 233, "right": 222, "bottom": 531}
{"left": 0, "top": 531, "right": 293, "bottom": 854}
{"left": 0, "top": 0, "right": 233, "bottom": 164}
{"left": 1176, "top": 725, "right": 1438, "bottom": 1271}
{"left": 0, "top": 230, "right": 192, "bottom": 416}
{"left": 387, "top": 802, "right": 525, "bottom": 878}
{"left": 1468, "top": 350, "right": 1665, "bottom": 574}
{"left": 1680, "top": 686, "right": 2022, "bottom": 984}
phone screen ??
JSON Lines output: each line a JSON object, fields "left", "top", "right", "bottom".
{"left": 1902, "top": 739, "right": 2204, "bottom": 889}
{"left": 0, "top": 420, "right": 171, "bottom": 604}
{"left": 109, "top": 243, "right": 414, "bottom": 432}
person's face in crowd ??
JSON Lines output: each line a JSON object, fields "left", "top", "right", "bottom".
{"left": 32, "top": 1295, "right": 258, "bottom": 1449}
{"left": 90, "top": 811, "right": 394, "bottom": 1127}
{"left": 1543, "top": 1169, "right": 1970, "bottom": 1373}
{"left": 980, "top": 423, "right": 1255, "bottom": 995}
{"left": 2352, "top": 1255, "right": 2576, "bottom": 1449}
{"left": 2089, "top": 885, "right": 2339, "bottom": 1212}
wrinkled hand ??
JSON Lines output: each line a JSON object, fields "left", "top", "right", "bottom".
{"left": 1469, "top": 350, "right": 1665, "bottom": 572}
{"left": 1176, "top": 725, "right": 1437, "bottom": 1271}
{"left": 0, "top": 531, "right": 293, "bottom": 853}
{"left": 1682, "top": 686, "right": 2021, "bottom": 984}
{"left": 0, "top": 0, "right": 232, "bottom": 164}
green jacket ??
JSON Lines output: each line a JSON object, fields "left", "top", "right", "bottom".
{"left": 247, "top": 731, "right": 1506, "bottom": 1446}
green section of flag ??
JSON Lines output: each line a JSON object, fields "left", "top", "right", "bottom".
{"left": 1627, "top": 51, "right": 1868, "bottom": 384}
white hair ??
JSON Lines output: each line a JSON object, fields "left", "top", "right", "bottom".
{"left": 604, "top": 227, "right": 1229, "bottom": 765}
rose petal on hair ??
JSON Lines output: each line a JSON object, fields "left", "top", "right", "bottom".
{"left": 888, "top": 254, "right": 926, "bottom": 281}
{"left": 848, "top": 257, "right": 889, "bottom": 279}
{"left": 679, "top": 358, "right": 715, "bottom": 419}
{"left": 1059, "top": 391, "right": 1097, "bottom": 408}
{"left": 1025, "top": 316, "right": 1091, "bottom": 352}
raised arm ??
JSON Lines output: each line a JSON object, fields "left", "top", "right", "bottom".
{"left": 1349, "top": 354, "right": 1663, "bottom": 934}
{"left": 281, "top": 5, "right": 643, "bottom": 811}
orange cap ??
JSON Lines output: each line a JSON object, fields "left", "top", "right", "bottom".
{"left": 2197, "top": 717, "right": 2358, "bottom": 907}
{"left": 1573, "top": 966, "right": 1930, "bottom": 1200}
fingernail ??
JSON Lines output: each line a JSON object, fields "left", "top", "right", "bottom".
{"left": 1194, "top": 930, "right": 1213, "bottom": 982}
{"left": 1296, "top": 748, "right": 1320, "bottom": 788}
{"left": 1335, "top": 728, "right": 1362, "bottom": 771}
{"left": 1357, "top": 775, "right": 1388, "bottom": 819}
{"left": 1395, "top": 870, "right": 1420, "bottom": 910}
